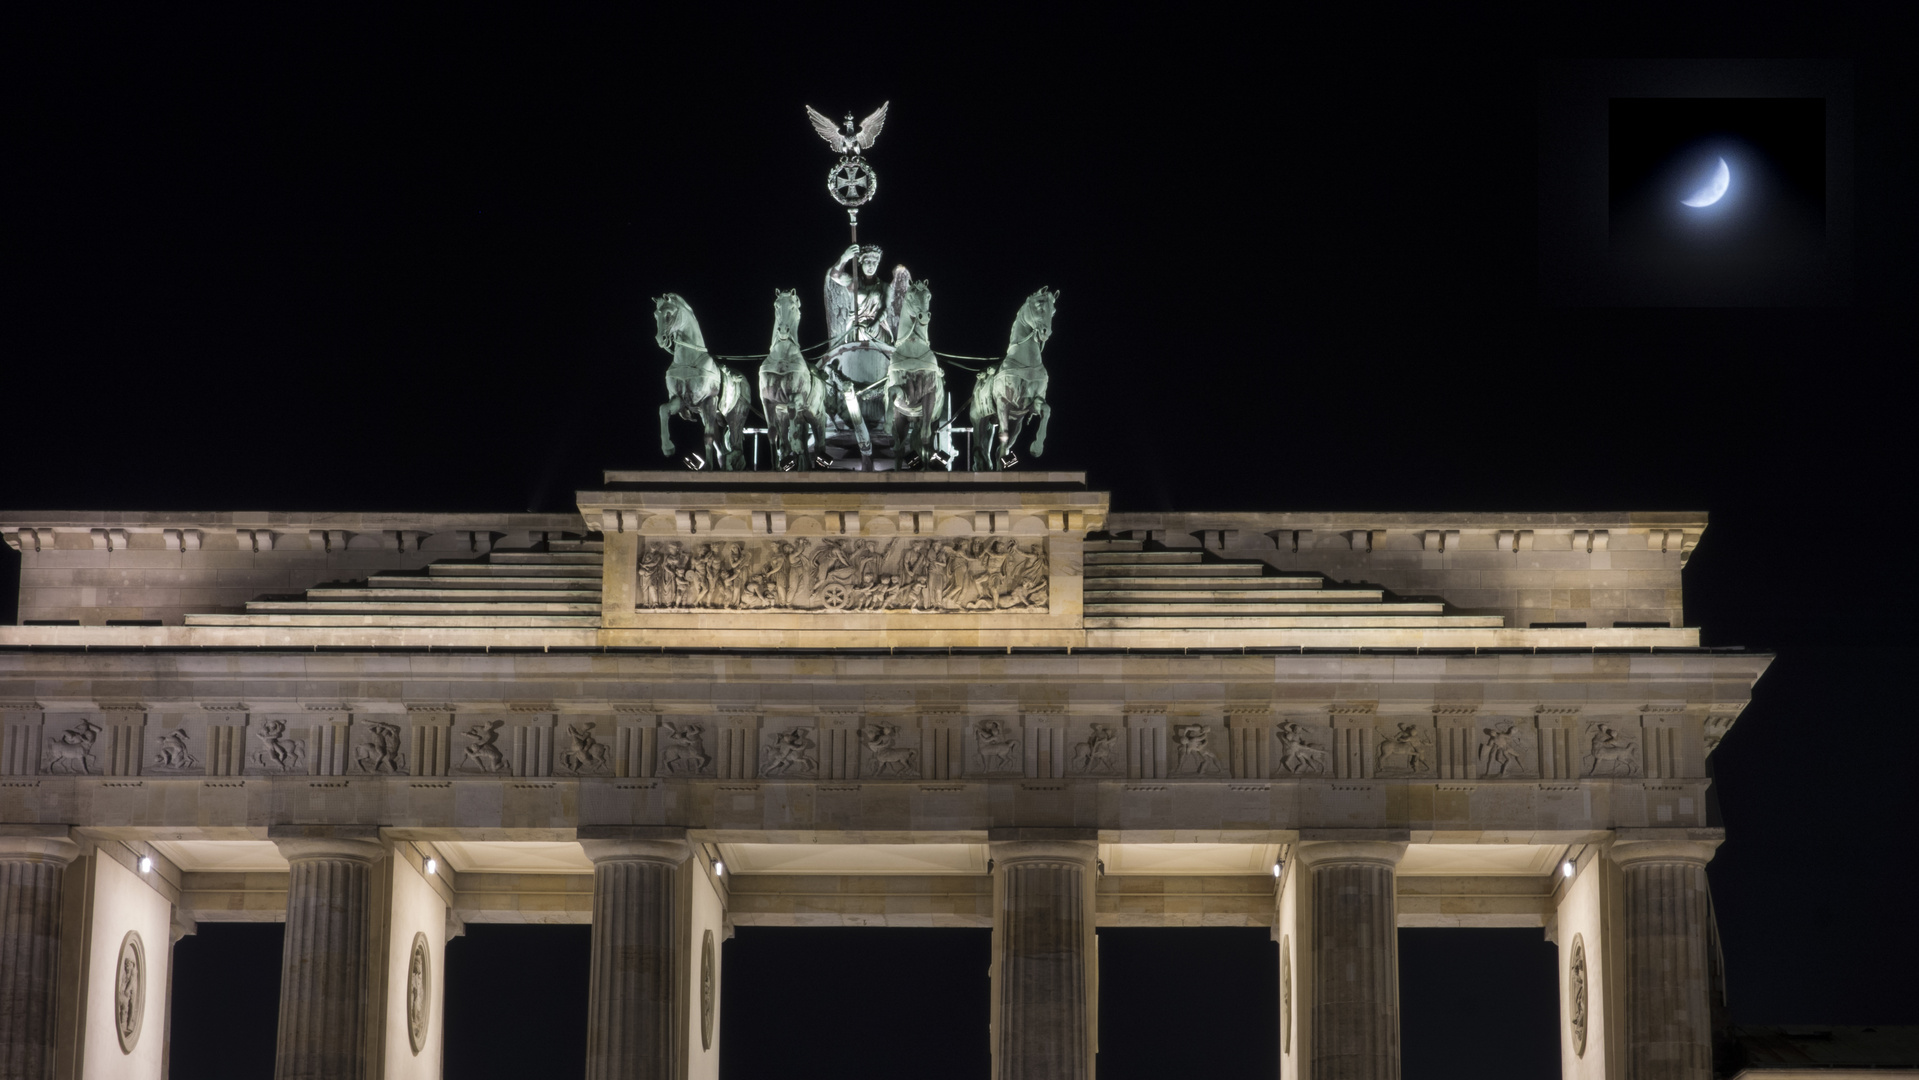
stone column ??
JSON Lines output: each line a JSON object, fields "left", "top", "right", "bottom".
{"left": 989, "top": 835, "right": 1097, "bottom": 1080}
{"left": 1610, "top": 837, "right": 1720, "bottom": 1080}
{"left": 1295, "top": 840, "right": 1406, "bottom": 1080}
{"left": 0, "top": 834, "right": 81, "bottom": 1080}
{"left": 272, "top": 835, "right": 387, "bottom": 1080}
{"left": 580, "top": 837, "right": 688, "bottom": 1080}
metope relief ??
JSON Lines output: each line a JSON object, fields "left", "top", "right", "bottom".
{"left": 1273, "top": 721, "right": 1330, "bottom": 775}
{"left": 407, "top": 932, "right": 431, "bottom": 1055}
{"left": 760, "top": 727, "right": 818, "bottom": 777}
{"left": 1375, "top": 722, "right": 1434, "bottom": 777}
{"left": 973, "top": 719, "right": 1022, "bottom": 775}
{"left": 1070, "top": 723, "right": 1120, "bottom": 776}
{"left": 634, "top": 536, "right": 1048, "bottom": 613}
{"left": 1171, "top": 723, "right": 1222, "bottom": 776}
{"left": 43, "top": 719, "right": 102, "bottom": 775}
{"left": 150, "top": 728, "right": 198, "bottom": 773}
{"left": 1476, "top": 720, "right": 1536, "bottom": 777}
{"left": 250, "top": 719, "right": 307, "bottom": 774}
{"left": 459, "top": 720, "right": 509, "bottom": 774}
{"left": 354, "top": 721, "right": 408, "bottom": 775}
{"left": 558, "top": 723, "right": 612, "bottom": 776}
{"left": 859, "top": 722, "right": 917, "bottom": 777}
{"left": 1582, "top": 721, "right": 1641, "bottom": 778}
{"left": 1569, "top": 933, "right": 1588, "bottom": 1057}
{"left": 661, "top": 722, "right": 715, "bottom": 776}
{"left": 116, "top": 931, "right": 145, "bottom": 1054}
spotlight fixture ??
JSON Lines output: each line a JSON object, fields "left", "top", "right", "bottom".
{"left": 713, "top": 860, "right": 724, "bottom": 876}
{"left": 138, "top": 855, "right": 153, "bottom": 874}
{"left": 425, "top": 857, "right": 438, "bottom": 876}
{"left": 1272, "top": 862, "right": 1283, "bottom": 878}
{"left": 1561, "top": 859, "right": 1575, "bottom": 879}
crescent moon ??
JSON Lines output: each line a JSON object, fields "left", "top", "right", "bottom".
{"left": 1681, "top": 158, "right": 1730, "bottom": 207}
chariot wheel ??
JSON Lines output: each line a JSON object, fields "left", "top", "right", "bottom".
{"left": 821, "top": 583, "right": 850, "bottom": 609}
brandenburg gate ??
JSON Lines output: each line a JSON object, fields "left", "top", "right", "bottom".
{"left": 0, "top": 472, "right": 1764, "bottom": 1078}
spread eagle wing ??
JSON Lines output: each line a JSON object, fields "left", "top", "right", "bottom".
{"left": 886, "top": 263, "right": 912, "bottom": 340}
{"left": 854, "top": 101, "right": 889, "bottom": 150}
{"left": 805, "top": 105, "right": 851, "bottom": 153}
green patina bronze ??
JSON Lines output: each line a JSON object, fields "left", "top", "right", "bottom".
{"left": 885, "top": 278, "right": 949, "bottom": 470}
{"left": 655, "top": 293, "right": 750, "bottom": 471}
{"left": 970, "top": 288, "right": 1056, "bottom": 470}
{"left": 757, "top": 289, "right": 829, "bottom": 471}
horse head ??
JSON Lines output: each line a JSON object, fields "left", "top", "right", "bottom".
{"left": 1014, "top": 287, "right": 1059, "bottom": 349}
{"left": 653, "top": 293, "right": 690, "bottom": 353}
{"left": 898, "top": 280, "right": 933, "bottom": 340}
{"left": 771, "top": 288, "right": 801, "bottom": 342}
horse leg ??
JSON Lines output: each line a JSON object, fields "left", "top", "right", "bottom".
{"left": 659, "top": 395, "right": 681, "bottom": 458}
{"left": 997, "top": 398, "right": 1023, "bottom": 470}
{"left": 698, "top": 398, "right": 723, "bottom": 470}
{"left": 844, "top": 387, "right": 873, "bottom": 469}
{"left": 1029, "top": 399, "right": 1051, "bottom": 458}
{"left": 727, "top": 401, "right": 746, "bottom": 471}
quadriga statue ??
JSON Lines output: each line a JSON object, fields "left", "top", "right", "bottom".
{"left": 886, "top": 279, "right": 949, "bottom": 469}
{"left": 756, "top": 289, "right": 829, "bottom": 470}
{"left": 969, "top": 288, "right": 1056, "bottom": 470}
{"left": 655, "top": 293, "right": 751, "bottom": 471}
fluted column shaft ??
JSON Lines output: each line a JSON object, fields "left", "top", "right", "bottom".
{"left": 1297, "top": 840, "right": 1405, "bottom": 1080}
{"left": 1612, "top": 840, "right": 1719, "bottom": 1080}
{"left": 273, "top": 837, "right": 386, "bottom": 1080}
{"left": 0, "top": 836, "right": 81, "bottom": 1080}
{"left": 990, "top": 839, "right": 1096, "bottom": 1080}
{"left": 581, "top": 839, "right": 688, "bottom": 1080}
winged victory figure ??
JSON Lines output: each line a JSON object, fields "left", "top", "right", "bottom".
{"left": 806, "top": 102, "right": 889, "bottom": 155}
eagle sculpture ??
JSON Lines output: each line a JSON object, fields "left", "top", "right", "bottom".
{"left": 806, "top": 102, "right": 889, "bottom": 155}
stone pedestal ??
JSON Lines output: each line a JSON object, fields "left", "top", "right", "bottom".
{"left": 1296, "top": 840, "right": 1406, "bottom": 1080}
{"left": 580, "top": 838, "right": 689, "bottom": 1080}
{"left": 272, "top": 836, "right": 387, "bottom": 1080}
{"left": 0, "top": 834, "right": 81, "bottom": 1080}
{"left": 1610, "top": 839, "right": 1719, "bottom": 1080}
{"left": 989, "top": 836, "right": 1097, "bottom": 1080}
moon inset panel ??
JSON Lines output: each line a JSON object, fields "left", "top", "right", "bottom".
{"left": 1681, "top": 157, "right": 1731, "bottom": 207}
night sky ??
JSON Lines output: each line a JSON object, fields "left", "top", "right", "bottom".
{"left": 6, "top": 7, "right": 1916, "bottom": 1079}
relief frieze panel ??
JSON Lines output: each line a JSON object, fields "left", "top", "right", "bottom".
{"left": 1475, "top": 719, "right": 1537, "bottom": 778}
{"left": 1582, "top": 720, "right": 1642, "bottom": 778}
{"left": 1273, "top": 719, "right": 1331, "bottom": 776}
{"left": 1374, "top": 721, "right": 1435, "bottom": 778}
{"left": 634, "top": 536, "right": 1047, "bottom": 613}
{"left": 1068, "top": 722, "right": 1121, "bottom": 776}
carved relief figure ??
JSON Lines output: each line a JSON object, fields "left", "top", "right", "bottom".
{"left": 1172, "top": 723, "right": 1221, "bottom": 775}
{"left": 859, "top": 723, "right": 917, "bottom": 777}
{"left": 560, "top": 723, "right": 611, "bottom": 775}
{"left": 1071, "top": 723, "right": 1119, "bottom": 775}
{"left": 633, "top": 536, "right": 1047, "bottom": 613}
{"left": 407, "top": 933, "right": 430, "bottom": 1055}
{"left": 662, "top": 723, "right": 711, "bottom": 775}
{"left": 355, "top": 721, "right": 408, "bottom": 774}
{"left": 1375, "top": 723, "right": 1432, "bottom": 776}
{"left": 114, "top": 932, "right": 144, "bottom": 1053}
{"left": 152, "top": 728, "right": 198, "bottom": 771}
{"left": 1583, "top": 722, "right": 1640, "bottom": 778}
{"left": 761, "top": 728, "right": 818, "bottom": 777}
{"left": 461, "top": 720, "right": 508, "bottom": 773}
{"left": 975, "top": 719, "right": 1021, "bottom": 772}
{"left": 1569, "top": 933, "right": 1589, "bottom": 1057}
{"left": 44, "top": 719, "right": 102, "bottom": 775}
{"left": 1273, "top": 721, "right": 1330, "bottom": 775}
{"left": 250, "top": 720, "right": 306, "bottom": 773}
{"left": 1479, "top": 722, "right": 1526, "bottom": 776}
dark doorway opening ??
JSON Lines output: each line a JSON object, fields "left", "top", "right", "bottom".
{"left": 1400, "top": 928, "right": 1561, "bottom": 1079}
{"left": 444, "top": 923, "right": 592, "bottom": 1078}
{"left": 170, "top": 922, "right": 283, "bottom": 1079}
{"left": 721, "top": 927, "right": 989, "bottom": 1080}
{"left": 1097, "top": 928, "right": 1279, "bottom": 1080}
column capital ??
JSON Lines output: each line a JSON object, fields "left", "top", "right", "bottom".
{"left": 1609, "top": 833, "right": 1722, "bottom": 869}
{"left": 0, "top": 834, "right": 80, "bottom": 865}
{"left": 271, "top": 836, "right": 388, "bottom": 864}
{"left": 989, "top": 839, "right": 1097, "bottom": 869}
{"left": 1292, "top": 839, "right": 1407, "bottom": 870}
{"left": 580, "top": 838, "right": 689, "bottom": 866}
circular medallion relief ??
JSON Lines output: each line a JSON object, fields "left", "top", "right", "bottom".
{"left": 1569, "top": 933, "right": 1589, "bottom": 1058}
{"left": 1280, "top": 934, "right": 1292, "bottom": 1055}
{"left": 700, "top": 929, "right": 716, "bottom": 1051}
{"left": 115, "top": 931, "right": 146, "bottom": 1054}
{"left": 407, "top": 932, "right": 431, "bottom": 1055}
